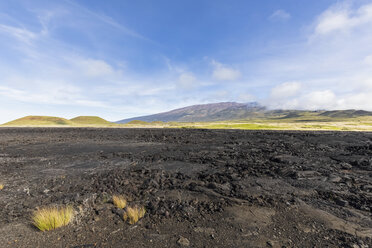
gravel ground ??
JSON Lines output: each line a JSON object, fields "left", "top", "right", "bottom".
{"left": 0, "top": 128, "right": 371, "bottom": 247}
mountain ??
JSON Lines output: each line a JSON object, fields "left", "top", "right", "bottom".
{"left": 3, "top": 105, "right": 371, "bottom": 127}
{"left": 117, "top": 102, "right": 372, "bottom": 123}
{"left": 117, "top": 102, "right": 265, "bottom": 123}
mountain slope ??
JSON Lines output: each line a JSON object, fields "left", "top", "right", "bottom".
{"left": 117, "top": 102, "right": 265, "bottom": 123}
{"left": 320, "top": 110, "right": 372, "bottom": 118}
{"left": 117, "top": 102, "right": 372, "bottom": 123}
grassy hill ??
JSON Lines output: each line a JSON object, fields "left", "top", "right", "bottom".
{"left": 2, "top": 115, "right": 115, "bottom": 127}
{"left": 126, "top": 120, "right": 150, "bottom": 125}
{"left": 1, "top": 110, "right": 371, "bottom": 131}
{"left": 70, "top": 116, "right": 113, "bottom": 126}
{"left": 319, "top": 110, "right": 372, "bottom": 118}
{"left": 2, "top": 116, "right": 74, "bottom": 126}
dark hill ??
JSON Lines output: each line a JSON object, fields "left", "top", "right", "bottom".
{"left": 320, "top": 110, "right": 372, "bottom": 118}
{"left": 117, "top": 102, "right": 265, "bottom": 123}
{"left": 117, "top": 102, "right": 372, "bottom": 123}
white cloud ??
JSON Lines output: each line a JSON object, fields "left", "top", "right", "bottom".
{"left": 270, "top": 82, "right": 302, "bottom": 99}
{"left": 204, "top": 90, "right": 231, "bottom": 102}
{"left": 364, "top": 55, "right": 372, "bottom": 65}
{"left": 213, "top": 67, "right": 240, "bottom": 81}
{"left": 341, "top": 92, "right": 372, "bottom": 110}
{"left": 76, "top": 58, "right": 115, "bottom": 77}
{"left": 2, "top": 0, "right": 372, "bottom": 124}
{"left": 178, "top": 72, "right": 197, "bottom": 89}
{"left": 269, "top": 10, "right": 291, "bottom": 21}
{"left": 0, "top": 3, "right": 194, "bottom": 123}
{"left": 0, "top": 86, "right": 24, "bottom": 99}
{"left": 301, "top": 90, "right": 372, "bottom": 110}
{"left": 258, "top": 1, "right": 372, "bottom": 111}
{"left": 0, "top": 84, "right": 106, "bottom": 107}
{"left": 65, "top": 0, "right": 147, "bottom": 40}
{"left": 314, "top": 3, "right": 372, "bottom": 35}
{"left": 0, "top": 24, "right": 38, "bottom": 44}
{"left": 238, "top": 93, "right": 255, "bottom": 102}
{"left": 265, "top": 83, "right": 372, "bottom": 111}
{"left": 212, "top": 60, "right": 241, "bottom": 81}
{"left": 265, "top": 82, "right": 302, "bottom": 109}
{"left": 361, "top": 78, "right": 372, "bottom": 90}
{"left": 301, "top": 90, "right": 337, "bottom": 109}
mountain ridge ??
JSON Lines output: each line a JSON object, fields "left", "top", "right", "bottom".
{"left": 2, "top": 104, "right": 372, "bottom": 127}
{"left": 117, "top": 102, "right": 265, "bottom": 123}
{"left": 116, "top": 102, "right": 372, "bottom": 123}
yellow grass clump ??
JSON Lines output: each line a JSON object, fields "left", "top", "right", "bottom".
{"left": 123, "top": 206, "right": 146, "bottom": 224}
{"left": 112, "top": 195, "right": 127, "bottom": 209}
{"left": 0, "top": 184, "right": 4, "bottom": 190}
{"left": 32, "top": 206, "right": 74, "bottom": 231}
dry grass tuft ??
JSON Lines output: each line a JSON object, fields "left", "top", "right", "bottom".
{"left": 32, "top": 206, "right": 74, "bottom": 231}
{"left": 112, "top": 195, "right": 127, "bottom": 209}
{"left": 123, "top": 206, "right": 146, "bottom": 224}
{"left": 0, "top": 184, "right": 4, "bottom": 190}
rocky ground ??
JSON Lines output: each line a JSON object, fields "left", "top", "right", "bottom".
{"left": 0, "top": 128, "right": 371, "bottom": 247}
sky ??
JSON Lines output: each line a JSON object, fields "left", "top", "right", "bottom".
{"left": 0, "top": 0, "right": 372, "bottom": 123}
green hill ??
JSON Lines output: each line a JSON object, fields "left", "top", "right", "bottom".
{"left": 70, "top": 116, "right": 112, "bottom": 125}
{"left": 320, "top": 110, "right": 372, "bottom": 118}
{"left": 126, "top": 120, "right": 150, "bottom": 125}
{"left": 2, "top": 115, "right": 115, "bottom": 127}
{"left": 2, "top": 116, "right": 74, "bottom": 126}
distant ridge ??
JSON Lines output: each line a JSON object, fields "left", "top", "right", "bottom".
{"left": 2, "top": 104, "right": 372, "bottom": 127}
{"left": 320, "top": 110, "right": 372, "bottom": 118}
{"left": 116, "top": 102, "right": 372, "bottom": 123}
{"left": 117, "top": 102, "right": 265, "bottom": 123}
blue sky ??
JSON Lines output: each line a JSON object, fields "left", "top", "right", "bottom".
{"left": 0, "top": 0, "right": 372, "bottom": 123}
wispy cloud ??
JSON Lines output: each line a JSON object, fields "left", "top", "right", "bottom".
{"left": 66, "top": 57, "right": 116, "bottom": 77}
{"left": 258, "top": 1, "right": 372, "bottom": 110}
{"left": 265, "top": 85, "right": 372, "bottom": 111}
{"left": 178, "top": 72, "right": 197, "bottom": 89}
{"left": 211, "top": 60, "right": 241, "bottom": 81}
{"left": 0, "top": 0, "right": 371, "bottom": 124}
{"left": 314, "top": 2, "right": 372, "bottom": 35}
{"left": 0, "top": 85, "right": 106, "bottom": 107}
{"left": 0, "top": 24, "right": 37, "bottom": 43}
{"left": 63, "top": 0, "right": 147, "bottom": 40}
{"left": 270, "top": 82, "right": 301, "bottom": 99}
{"left": 269, "top": 9, "right": 291, "bottom": 21}
{"left": 0, "top": 1, "right": 149, "bottom": 119}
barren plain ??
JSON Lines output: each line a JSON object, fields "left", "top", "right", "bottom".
{"left": 0, "top": 128, "right": 371, "bottom": 247}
